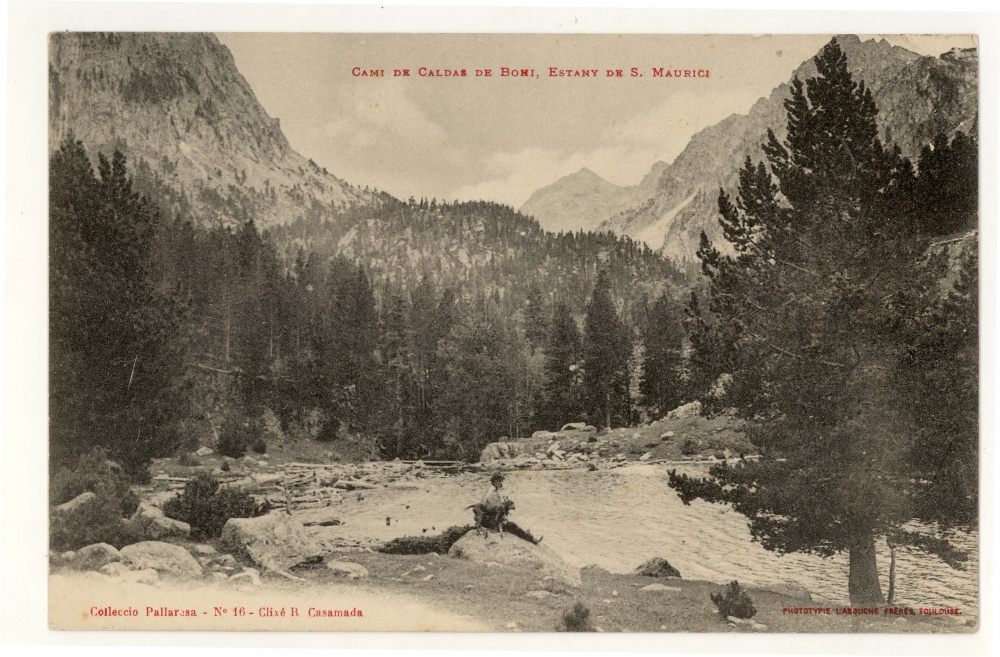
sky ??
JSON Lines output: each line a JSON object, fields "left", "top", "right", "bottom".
{"left": 216, "top": 33, "right": 976, "bottom": 209}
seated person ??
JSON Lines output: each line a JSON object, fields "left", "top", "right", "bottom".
{"left": 474, "top": 473, "right": 542, "bottom": 545}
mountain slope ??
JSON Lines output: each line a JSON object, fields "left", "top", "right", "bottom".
{"left": 522, "top": 36, "right": 978, "bottom": 262}
{"left": 49, "top": 32, "right": 367, "bottom": 229}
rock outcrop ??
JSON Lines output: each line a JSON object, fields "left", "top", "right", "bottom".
{"left": 128, "top": 502, "right": 191, "bottom": 540}
{"left": 73, "top": 543, "right": 122, "bottom": 571}
{"left": 635, "top": 557, "right": 682, "bottom": 579}
{"left": 448, "top": 532, "right": 581, "bottom": 588}
{"left": 220, "top": 512, "right": 325, "bottom": 572}
{"left": 480, "top": 442, "right": 526, "bottom": 464}
{"left": 119, "top": 541, "right": 203, "bottom": 579}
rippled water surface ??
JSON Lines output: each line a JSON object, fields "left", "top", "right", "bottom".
{"left": 322, "top": 464, "right": 978, "bottom": 616}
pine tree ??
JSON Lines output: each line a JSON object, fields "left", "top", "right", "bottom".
{"left": 582, "top": 270, "right": 631, "bottom": 429}
{"left": 50, "top": 138, "right": 187, "bottom": 478}
{"left": 524, "top": 284, "right": 550, "bottom": 353}
{"left": 669, "top": 39, "right": 973, "bottom": 605}
{"left": 641, "top": 292, "right": 686, "bottom": 416}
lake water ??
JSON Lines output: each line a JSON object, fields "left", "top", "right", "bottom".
{"left": 319, "top": 463, "right": 978, "bottom": 617}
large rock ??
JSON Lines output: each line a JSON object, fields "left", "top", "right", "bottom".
{"left": 120, "top": 541, "right": 202, "bottom": 579}
{"left": 479, "top": 442, "right": 526, "bottom": 464}
{"left": 54, "top": 491, "right": 96, "bottom": 514}
{"left": 221, "top": 512, "right": 325, "bottom": 572}
{"left": 129, "top": 502, "right": 191, "bottom": 540}
{"left": 635, "top": 557, "right": 681, "bottom": 578}
{"left": 665, "top": 400, "right": 702, "bottom": 420}
{"left": 448, "top": 532, "right": 581, "bottom": 588}
{"left": 325, "top": 559, "right": 369, "bottom": 579}
{"left": 74, "top": 543, "right": 121, "bottom": 571}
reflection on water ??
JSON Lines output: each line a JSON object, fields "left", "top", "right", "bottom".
{"left": 323, "top": 464, "right": 978, "bottom": 616}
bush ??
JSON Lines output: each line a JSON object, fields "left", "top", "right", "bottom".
{"left": 177, "top": 451, "right": 200, "bottom": 467}
{"left": 162, "top": 473, "right": 270, "bottom": 539}
{"left": 49, "top": 448, "right": 142, "bottom": 551}
{"left": 559, "top": 602, "right": 594, "bottom": 632}
{"left": 50, "top": 447, "right": 138, "bottom": 514}
{"left": 710, "top": 581, "right": 757, "bottom": 619}
{"left": 251, "top": 438, "right": 268, "bottom": 455}
{"left": 217, "top": 418, "right": 253, "bottom": 458}
{"left": 50, "top": 497, "right": 145, "bottom": 552}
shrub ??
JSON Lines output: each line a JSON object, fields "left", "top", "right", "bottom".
{"left": 217, "top": 418, "right": 253, "bottom": 458}
{"left": 50, "top": 447, "right": 138, "bottom": 514}
{"left": 251, "top": 438, "right": 268, "bottom": 455}
{"left": 162, "top": 473, "right": 270, "bottom": 539}
{"left": 49, "top": 448, "right": 142, "bottom": 551}
{"left": 710, "top": 581, "right": 757, "bottom": 619}
{"left": 177, "top": 451, "right": 199, "bottom": 467}
{"left": 50, "top": 497, "right": 145, "bottom": 552}
{"left": 220, "top": 461, "right": 231, "bottom": 472}
{"left": 559, "top": 602, "right": 594, "bottom": 632}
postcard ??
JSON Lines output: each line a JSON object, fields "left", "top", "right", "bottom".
{"left": 3, "top": 2, "right": 996, "bottom": 654}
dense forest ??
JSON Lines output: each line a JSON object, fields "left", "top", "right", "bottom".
{"left": 50, "top": 138, "right": 697, "bottom": 473}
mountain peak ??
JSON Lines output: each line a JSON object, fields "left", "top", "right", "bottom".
{"left": 49, "top": 32, "right": 367, "bottom": 229}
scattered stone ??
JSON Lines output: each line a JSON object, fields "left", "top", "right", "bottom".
{"left": 412, "top": 565, "right": 426, "bottom": 573}
{"left": 727, "top": 616, "right": 752, "bottom": 625}
{"left": 99, "top": 562, "right": 131, "bottom": 578}
{"left": 121, "top": 568, "right": 160, "bottom": 585}
{"left": 505, "top": 621, "right": 519, "bottom": 629}
{"left": 74, "top": 543, "right": 121, "bottom": 571}
{"left": 639, "top": 452, "right": 653, "bottom": 461}
{"left": 221, "top": 512, "right": 325, "bottom": 572}
{"left": 61, "top": 551, "right": 76, "bottom": 562}
{"left": 243, "top": 456, "right": 257, "bottom": 466}
{"left": 641, "top": 583, "right": 682, "bottom": 592}
{"left": 54, "top": 492, "right": 96, "bottom": 515}
{"left": 190, "top": 544, "right": 217, "bottom": 556}
{"left": 635, "top": 557, "right": 682, "bottom": 578}
{"left": 480, "top": 442, "right": 526, "bottom": 463}
{"left": 229, "top": 568, "right": 262, "bottom": 586}
{"left": 211, "top": 572, "right": 229, "bottom": 582}
{"left": 611, "top": 590, "right": 618, "bottom": 596}
{"left": 661, "top": 431, "right": 675, "bottom": 440}
{"left": 422, "top": 574, "right": 434, "bottom": 582}
{"left": 449, "top": 532, "right": 581, "bottom": 588}
{"left": 560, "top": 423, "right": 586, "bottom": 432}
{"left": 750, "top": 622, "right": 768, "bottom": 631}
{"left": 603, "top": 598, "right": 612, "bottom": 604}
{"left": 325, "top": 559, "right": 369, "bottom": 579}
{"left": 120, "top": 542, "right": 202, "bottom": 579}
{"left": 195, "top": 446, "right": 214, "bottom": 457}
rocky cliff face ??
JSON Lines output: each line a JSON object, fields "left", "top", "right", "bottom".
{"left": 523, "top": 36, "right": 978, "bottom": 262}
{"left": 49, "top": 32, "right": 367, "bottom": 228}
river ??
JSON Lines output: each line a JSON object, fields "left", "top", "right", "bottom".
{"left": 318, "top": 463, "right": 978, "bottom": 617}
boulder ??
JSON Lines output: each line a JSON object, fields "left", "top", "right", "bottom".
{"left": 259, "top": 408, "right": 286, "bottom": 444}
{"left": 635, "top": 557, "right": 681, "bottom": 578}
{"left": 230, "top": 567, "right": 262, "bottom": 586}
{"left": 74, "top": 543, "right": 121, "bottom": 571}
{"left": 195, "top": 446, "right": 214, "bottom": 457}
{"left": 54, "top": 491, "right": 96, "bottom": 514}
{"left": 221, "top": 512, "right": 325, "bottom": 572}
{"left": 129, "top": 502, "right": 191, "bottom": 540}
{"left": 448, "top": 532, "right": 581, "bottom": 588}
{"left": 665, "top": 400, "right": 702, "bottom": 420}
{"left": 479, "top": 442, "right": 526, "bottom": 464}
{"left": 560, "top": 423, "right": 587, "bottom": 432}
{"left": 661, "top": 431, "right": 675, "bottom": 440}
{"left": 325, "top": 559, "right": 369, "bottom": 579}
{"left": 120, "top": 541, "right": 202, "bottom": 579}
{"left": 531, "top": 431, "right": 556, "bottom": 439}
{"left": 121, "top": 568, "right": 160, "bottom": 585}
{"left": 99, "top": 562, "right": 131, "bottom": 578}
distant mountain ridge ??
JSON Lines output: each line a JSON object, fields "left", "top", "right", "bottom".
{"left": 49, "top": 32, "right": 367, "bottom": 229}
{"left": 520, "top": 36, "right": 978, "bottom": 261}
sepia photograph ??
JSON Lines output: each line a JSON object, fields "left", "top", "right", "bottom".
{"left": 2, "top": 3, "right": 991, "bottom": 649}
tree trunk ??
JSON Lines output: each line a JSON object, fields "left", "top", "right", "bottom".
{"left": 848, "top": 532, "right": 885, "bottom": 605}
{"left": 887, "top": 544, "right": 897, "bottom": 605}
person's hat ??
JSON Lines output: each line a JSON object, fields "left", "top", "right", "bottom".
{"left": 490, "top": 472, "right": 505, "bottom": 485}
